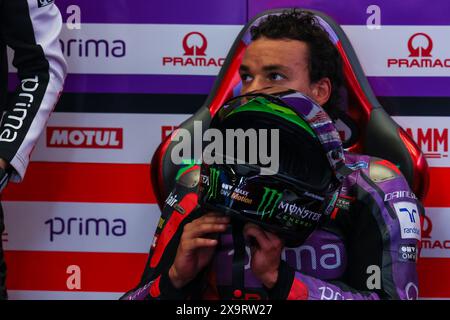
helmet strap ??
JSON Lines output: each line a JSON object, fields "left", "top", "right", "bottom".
{"left": 335, "top": 161, "right": 354, "bottom": 181}
{"left": 232, "top": 220, "right": 246, "bottom": 294}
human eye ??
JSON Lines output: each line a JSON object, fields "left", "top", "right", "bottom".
{"left": 268, "top": 72, "right": 287, "bottom": 81}
{"left": 240, "top": 73, "right": 253, "bottom": 82}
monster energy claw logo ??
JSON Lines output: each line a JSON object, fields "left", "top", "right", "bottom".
{"left": 257, "top": 187, "right": 282, "bottom": 219}
{"left": 207, "top": 168, "right": 220, "bottom": 199}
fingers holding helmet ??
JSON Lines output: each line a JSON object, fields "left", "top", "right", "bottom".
{"left": 243, "top": 223, "right": 284, "bottom": 289}
{"left": 169, "top": 212, "right": 230, "bottom": 289}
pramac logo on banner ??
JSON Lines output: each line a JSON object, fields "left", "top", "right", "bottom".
{"left": 46, "top": 127, "right": 123, "bottom": 149}
{"left": 162, "top": 31, "right": 225, "bottom": 67}
{"left": 183, "top": 32, "right": 208, "bottom": 56}
{"left": 421, "top": 215, "right": 450, "bottom": 250}
{"left": 405, "top": 127, "right": 448, "bottom": 159}
{"left": 388, "top": 32, "right": 450, "bottom": 68}
{"left": 408, "top": 33, "right": 433, "bottom": 58}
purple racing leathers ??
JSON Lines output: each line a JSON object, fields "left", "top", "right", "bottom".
{"left": 122, "top": 152, "right": 423, "bottom": 300}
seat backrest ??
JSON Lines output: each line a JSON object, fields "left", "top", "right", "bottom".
{"left": 151, "top": 8, "right": 429, "bottom": 209}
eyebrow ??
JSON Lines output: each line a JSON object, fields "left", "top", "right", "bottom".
{"left": 239, "top": 65, "right": 250, "bottom": 72}
{"left": 262, "top": 64, "right": 289, "bottom": 72}
{"left": 239, "top": 64, "right": 289, "bottom": 73}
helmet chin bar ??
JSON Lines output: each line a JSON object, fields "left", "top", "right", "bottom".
{"left": 199, "top": 162, "right": 342, "bottom": 248}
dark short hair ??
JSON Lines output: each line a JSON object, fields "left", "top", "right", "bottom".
{"left": 250, "top": 9, "right": 343, "bottom": 114}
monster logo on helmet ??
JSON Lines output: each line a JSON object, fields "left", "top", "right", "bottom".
{"left": 206, "top": 167, "right": 220, "bottom": 200}
{"left": 199, "top": 89, "right": 351, "bottom": 247}
{"left": 257, "top": 187, "right": 283, "bottom": 219}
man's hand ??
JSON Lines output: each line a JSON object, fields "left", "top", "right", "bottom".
{"left": 169, "top": 212, "right": 230, "bottom": 289}
{"left": 243, "top": 223, "right": 284, "bottom": 289}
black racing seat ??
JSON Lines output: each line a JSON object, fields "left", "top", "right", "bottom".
{"left": 150, "top": 8, "right": 429, "bottom": 209}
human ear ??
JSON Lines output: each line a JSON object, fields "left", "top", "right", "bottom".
{"left": 310, "top": 78, "right": 331, "bottom": 106}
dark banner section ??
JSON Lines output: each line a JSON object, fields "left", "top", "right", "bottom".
{"left": 58, "top": 0, "right": 248, "bottom": 24}
{"left": 9, "top": 92, "right": 449, "bottom": 116}
{"left": 379, "top": 97, "right": 450, "bottom": 116}
{"left": 6, "top": 93, "right": 209, "bottom": 114}
{"left": 249, "top": 0, "right": 450, "bottom": 25}
{"left": 8, "top": 92, "right": 445, "bottom": 116}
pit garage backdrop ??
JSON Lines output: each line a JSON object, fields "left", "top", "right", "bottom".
{"left": 4, "top": 0, "right": 449, "bottom": 299}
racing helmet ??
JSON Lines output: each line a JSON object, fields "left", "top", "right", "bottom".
{"left": 198, "top": 89, "right": 351, "bottom": 247}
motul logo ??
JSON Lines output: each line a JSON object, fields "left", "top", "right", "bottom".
{"left": 47, "top": 127, "right": 123, "bottom": 149}
{"left": 405, "top": 127, "right": 448, "bottom": 159}
{"left": 162, "top": 31, "right": 225, "bottom": 67}
{"left": 387, "top": 33, "right": 450, "bottom": 68}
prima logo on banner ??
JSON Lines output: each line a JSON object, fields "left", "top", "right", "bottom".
{"left": 59, "top": 38, "right": 126, "bottom": 58}
{"left": 46, "top": 127, "right": 123, "bottom": 149}
{"left": 2, "top": 201, "right": 158, "bottom": 253}
{"left": 387, "top": 32, "right": 450, "bottom": 69}
{"left": 162, "top": 31, "right": 225, "bottom": 67}
{"left": 45, "top": 217, "right": 126, "bottom": 242}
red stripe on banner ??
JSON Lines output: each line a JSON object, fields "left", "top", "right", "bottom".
{"left": 418, "top": 257, "right": 450, "bottom": 298}
{"left": 423, "top": 167, "right": 450, "bottom": 208}
{"left": 4, "top": 251, "right": 148, "bottom": 293}
{"left": 1, "top": 162, "right": 157, "bottom": 204}
{"left": 0, "top": 163, "right": 449, "bottom": 207}
{"left": 2, "top": 255, "right": 449, "bottom": 296}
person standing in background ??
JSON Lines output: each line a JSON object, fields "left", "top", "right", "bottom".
{"left": 0, "top": 0, "right": 67, "bottom": 299}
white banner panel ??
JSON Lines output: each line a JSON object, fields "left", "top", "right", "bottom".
{"left": 2, "top": 202, "right": 159, "bottom": 253}
{"left": 420, "top": 208, "right": 450, "bottom": 258}
{"left": 10, "top": 24, "right": 242, "bottom": 75}
{"left": 9, "top": 25, "right": 450, "bottom": 77}
{"left": 31, "top": 113, "right": 191, "bottom": 164}
{"left": 29, "top": 114, "right": 450, "bottom": 167}
{"left": 342, "top": 26, "right": 450, "bottom": 77}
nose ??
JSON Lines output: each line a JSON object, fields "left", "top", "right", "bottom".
{"left": 241, "top": 77, "right": 269, "bottom": 95}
